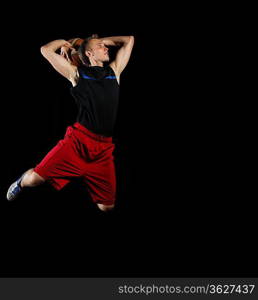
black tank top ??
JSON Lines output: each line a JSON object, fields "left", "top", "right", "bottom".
{"left": 70, "top": 65, "right": 119, "bottom": 137}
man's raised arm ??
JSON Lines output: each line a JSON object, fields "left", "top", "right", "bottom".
{"left": 40, "top": 39, "right": 77, "bottom": 82}
{"left": 101, "top": 36, "right": 135, "bottom": 77}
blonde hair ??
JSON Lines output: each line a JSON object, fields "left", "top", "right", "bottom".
{"left": 78, "top": 34, "right": 99, "bottom": 66}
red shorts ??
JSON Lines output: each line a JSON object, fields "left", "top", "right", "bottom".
{"left": 34, "top": 123, "right": 116, "bottom": 206}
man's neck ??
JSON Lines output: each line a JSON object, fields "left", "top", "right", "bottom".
{"left": 89, "top": 59, "right": 103, "bottom": 67}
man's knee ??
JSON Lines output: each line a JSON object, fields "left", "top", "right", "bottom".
{"left": 97, "top": 203, "right": 115, "bottom": 212}
{"left": 22, "top": 170, "right": 45, "bottom": 187}
{"left": 31, "top": 171, "right": 45, "bottom": 185}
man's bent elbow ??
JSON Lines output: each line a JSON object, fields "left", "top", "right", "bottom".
{"left": 40, "top": 45, "right": 53, "bottom": 58}
{"left": 123, "top": 36, "right": 134, "bottom": 45}
{"left": 129, "top": 36, "right": 134, "bottom": 44}
{"left": 40, "top": 45, "right": 48, "bottom": 57}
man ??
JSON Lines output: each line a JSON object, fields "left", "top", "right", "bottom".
{"left": 7, "top": 34, "right": 134, "bottom": 212}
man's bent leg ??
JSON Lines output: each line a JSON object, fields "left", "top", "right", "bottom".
{"left": 20, "top": 168, "right": 45, "bottom": 187}
{"left": 7, "top": 168, "right": 45, "bottom": 201}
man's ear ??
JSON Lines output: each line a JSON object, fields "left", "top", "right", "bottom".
{"left": 85, "top": 50, "right": 92, "bottom": 58}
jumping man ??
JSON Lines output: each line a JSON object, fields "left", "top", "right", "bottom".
{"left": 7, "top": 34, "right": 134, "bottom": 212}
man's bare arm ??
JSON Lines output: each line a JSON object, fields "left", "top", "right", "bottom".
{"left": 40, "top": 39, "right": 77, "bottom": 82}
{"left": 101, "top": 36, "right": 135, "bottom": 76}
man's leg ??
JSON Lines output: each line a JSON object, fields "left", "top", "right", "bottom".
{"left": 84, "top": 155, "right": 116, "bottom": 213}
{"left": 97, "top": 203, "right": 115, "bottom": 212}
{"left": 7, "top": 125, "right": 80, "bottom": 202}
{"left": 20, "top": 168, "right": 45, "bottom": 187}
{"left": 7, "top": 168, "right": 45, "bottom": 201}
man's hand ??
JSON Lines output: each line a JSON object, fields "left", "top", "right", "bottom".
{"left": 60, "top": 43, "right": 75, "bottom": 62}
{"left": 101, "top": 38, "right": 120, "bottom": 47}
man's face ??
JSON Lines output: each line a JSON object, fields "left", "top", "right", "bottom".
{"left": 86, "top": 39, "right": 109, "bottom": 62}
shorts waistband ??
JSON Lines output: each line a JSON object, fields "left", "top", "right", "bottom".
{"left": 73, "top": 122, "right": 112, "bottom": 143}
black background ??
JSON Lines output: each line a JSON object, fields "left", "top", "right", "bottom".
{"left": 0, "top": 4, "right": 256, "bottom": 277}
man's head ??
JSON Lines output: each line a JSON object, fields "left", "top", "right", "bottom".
{"left": 78, "top": 34, "right": 109, "bottom": 66}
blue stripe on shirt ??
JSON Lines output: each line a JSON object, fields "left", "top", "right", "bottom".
{"left": 80, "top": 72, "right": 116, "bottom": 80}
